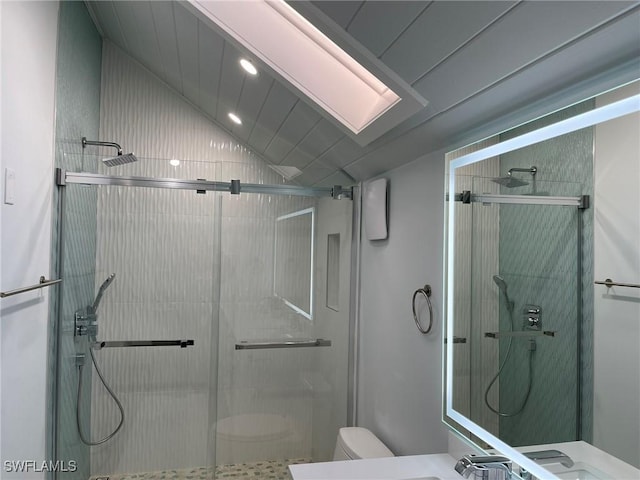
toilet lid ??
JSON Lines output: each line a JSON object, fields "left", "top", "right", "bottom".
{"left": 338, "top": 427, "right": 394, "bottom": 458}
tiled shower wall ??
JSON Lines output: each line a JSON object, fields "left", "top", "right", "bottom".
{"left": 88, "top": 42, "right": 348, "bottom": 475}
{"left": 51, "top": 3, "right": 103, "bottom": 479}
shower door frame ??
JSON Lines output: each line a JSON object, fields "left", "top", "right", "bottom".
{"left": 52, "top": 167, "right": 360, "bottom": 477}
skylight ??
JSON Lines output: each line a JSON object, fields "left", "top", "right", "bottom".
{"left": 187, "top": 0, "right": 427, "bottom": 146}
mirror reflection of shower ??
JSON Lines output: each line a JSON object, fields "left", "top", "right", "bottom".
{"left": 484, "top": 274, "right": 535, "bottom": 417}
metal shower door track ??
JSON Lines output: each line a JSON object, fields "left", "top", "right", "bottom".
{"left": 56, "top": 169, "right": 351, "bottom": 199}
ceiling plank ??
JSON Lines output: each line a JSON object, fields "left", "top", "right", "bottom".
{"left": 87, "top": 1, "right": 129, "bottom": 51}
{"left": 173, "top": 2, "right": 201, "bottom": 104}
{"left": 412, "top": 1, "right": 637, "bottom": 114}
{"left": 149, "top": 2, "right": 182, "bottom": 93}
{"left": 315, "top": 136, "right": 364, "bottom": 170}
{"left": 264, "top": 101, "right": 322, "bottom": 162}
{"left": 381, "top": 1, "right": 517, "bottom": 84}
{"left": 233, "top": 74, "right": 274, "bottom": 143}
{"left": 215, "top": 42, "right": 247, "bottom": 127}
{"left": 111, "top": 2, "right": 164, "bottom": 83}
{"left": 310, "top": 1, "right": 365, "bottom": 29}
{"left": 347, "top": 1, "right": 430, "bottom": 57}
{"left": 287, "top": 119, "right": 344, "bottom": 161}
{"left": 247, "top": 83, "right": 299, "bottom": 153}
{"left": 197, "top": 20, "right": 224, "bottom": 119}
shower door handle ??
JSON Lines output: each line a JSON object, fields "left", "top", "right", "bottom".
{"left": 235, "top": 338, "right": 331, "bottom": 350}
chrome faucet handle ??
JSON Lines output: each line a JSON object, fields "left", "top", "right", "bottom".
{"left": 455, "top": 454, "right": 513, "bottom": 480}
{"left": 523, "top": 449, "right": 574, "bottom": 468}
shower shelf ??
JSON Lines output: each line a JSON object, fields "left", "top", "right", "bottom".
{"left": 484, "top": 331, "right": 556, "bottom": 339}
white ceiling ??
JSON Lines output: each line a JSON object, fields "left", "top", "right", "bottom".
{"left": 86, "top": 1, "right": 640, "bottom": 186}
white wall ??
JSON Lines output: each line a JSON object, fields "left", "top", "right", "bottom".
{"left": 0, "top": 1, "right": 59, "bottom": 478}
{"left": 593, "top": 82, "right": 640, "bottom": 468}
{"left": 357, "top": 151, "right": 449, "bottom": 455}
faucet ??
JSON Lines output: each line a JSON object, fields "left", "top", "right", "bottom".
{"left": 519, "top": 450, "right": 574, "bottom": 480}
{"left": 455, "top": 454, "right": 512, "bottom": 480}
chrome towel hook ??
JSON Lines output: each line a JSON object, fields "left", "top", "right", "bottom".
{"left": 412, "top": 284, "right": 433, "bottom": 334}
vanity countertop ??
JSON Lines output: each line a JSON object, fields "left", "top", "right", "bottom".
{"left": 288, "top": 453, "right": 461, "bottom": 480}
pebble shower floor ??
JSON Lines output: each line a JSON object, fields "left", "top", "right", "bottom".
{"left": 89, "top": 459, "right": 311, "bottom": 480}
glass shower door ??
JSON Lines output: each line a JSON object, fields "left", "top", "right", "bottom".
{"left": 54, "top": 157, "right": 222, "bottom": 479}
{"left": 215, "top": 187, "right": 353, "bottom": 475}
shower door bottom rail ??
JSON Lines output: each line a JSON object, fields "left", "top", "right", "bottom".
{"left": 235, "top": 338, "right": 331, "bottom": 350}
{"left": 93, "top": 339, "right": 194, "bottom": 349}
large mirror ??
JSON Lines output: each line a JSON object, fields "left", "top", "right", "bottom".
{"left": 444, "top": 81, "right": 639, "bottom": 479}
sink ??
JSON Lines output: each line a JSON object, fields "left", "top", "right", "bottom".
{"left": 545, "top": 462, "right": 613, "bottom": 480}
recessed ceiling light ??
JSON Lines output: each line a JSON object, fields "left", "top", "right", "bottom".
{"left": 228, "top": 112, "right": 242, "bottom": 125}
{"left": 169, "top": 159, "right": 180, "bottom": 166}
{"left": 240, "top": 58, "right": 258, "bottom": 75}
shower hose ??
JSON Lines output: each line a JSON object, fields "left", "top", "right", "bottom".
{"left": 484, "top": 303, "right": 535, "bottom": 417}
{"left": 76, "top": 342, "right": 125, "bottom": 445}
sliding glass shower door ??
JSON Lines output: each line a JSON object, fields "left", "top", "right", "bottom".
{"left": 53, "top": 156, "right": 353, "bottom": 480}
{"left": 214, "top": 161, "right": 353, "bottom": 472}
{"left": 54, "top": 156, "right": 221, "bottom": 479}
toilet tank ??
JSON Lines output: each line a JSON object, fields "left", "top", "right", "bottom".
{"left": 333, "top": 427, "right": 394, "bottom": 460}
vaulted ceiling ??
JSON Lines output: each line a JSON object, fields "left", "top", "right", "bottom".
{"left": 86, "top": 1, "right": 640, "bottom": 186}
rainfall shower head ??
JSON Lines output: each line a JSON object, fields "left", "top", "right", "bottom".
{"left": 92, "top": 273, "right": 116, "bottom": 312}
{"left": 493, "top": 275, "right": 514, "bottom": 312}
{"left": 82, "top": 137, "right": 138, "bottom": 167}
{"left": 102, "top": 153, "right": 138, "bottom": 167}
{"left": 491, "top": 166, "right": 537, "bottom": 188}
{"left": 491, "top": 176, "right": 529, "bottom": 188}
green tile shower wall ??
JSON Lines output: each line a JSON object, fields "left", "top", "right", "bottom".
{"left": 50, "top": 2, "right": 102, "bottom": 479}
{"left": 497, "top": 100, "right": 594, "bottom": 445}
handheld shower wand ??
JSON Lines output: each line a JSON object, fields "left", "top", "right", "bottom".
{"left": 76, "top": 272, "right": 125, "bottom": 446}
{"left": 485, "top": 274, "right": 534, "bottom": 417}
{"left": 92, "top": 273, "right": 115, "bottom": 312}
{"left": 492, "top": 275, "right": 514, "bottom": 312}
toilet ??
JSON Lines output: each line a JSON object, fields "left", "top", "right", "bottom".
{"left": 333, "top": 427, "right": 394, "bottom": 460}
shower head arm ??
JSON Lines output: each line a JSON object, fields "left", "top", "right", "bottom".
{"left": 507, "top": 166, "right": 537, "bottom": 177}
{"left": 82, "top": 137, "right": 123, "bottom": 156}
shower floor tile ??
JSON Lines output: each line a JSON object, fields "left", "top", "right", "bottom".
{"left": 90, "top": 458, "right": 311, "bottom": 480}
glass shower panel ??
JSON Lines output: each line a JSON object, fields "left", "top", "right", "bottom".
{"left": 215, "top": 186, "right": 352, "bottom": 471}
{"left": 55, "top": 156, "right": 222, "bottom": 479}
{"left": 55, "top": 182, "right": 98, "bottom": 480}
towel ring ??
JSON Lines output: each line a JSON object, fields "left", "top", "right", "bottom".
{"left": 412, "top": 284, "right": 433, "bottom": 334}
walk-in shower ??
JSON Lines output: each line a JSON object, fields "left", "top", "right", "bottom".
{"left": 52, "top": 154, "right": 355, "bottom": 480}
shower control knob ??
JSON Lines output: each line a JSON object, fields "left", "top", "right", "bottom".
{"left": 523, "top": 304, "right": 542, "bottom": 330}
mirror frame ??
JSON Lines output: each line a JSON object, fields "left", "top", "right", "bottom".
{"left": 443, "top": 88, "right": 640, "bottom": 479}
